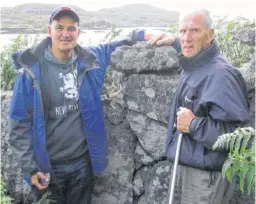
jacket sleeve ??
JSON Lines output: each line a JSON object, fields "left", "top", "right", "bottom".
{"left": 189, "top": 68, "right": 250, "bottom": 150}
{"left": 90, "top": 29, "right": 145, "bottom": 71}
{"left": 9, "top": 71, "right": 38, "bottom": 176}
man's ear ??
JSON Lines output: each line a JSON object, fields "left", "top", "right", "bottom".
{"left": 208, "top": 29, "right": 214, "bottom": 43}
{"left": 47, "top": 25, "right": 51, "bottom": 36}
{"left": 78, "top": 27, "right": 81, "bottom": 36}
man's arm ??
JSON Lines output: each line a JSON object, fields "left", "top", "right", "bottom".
{"left": 9, "top": 72, "right": 48, "bottom": 189}
{"left": 90, "top": 30, "right": 147, "bottom": 71}
{"left": 91, "top": 30, "right": 179, "bottom": 70}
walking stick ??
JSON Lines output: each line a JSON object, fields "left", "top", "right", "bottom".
{"left": 168, "top": 132, "right": 183, "bottom": 204}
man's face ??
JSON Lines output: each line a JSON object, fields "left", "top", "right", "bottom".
{"left": 179, "top": 14, "right": 214, "bottom": 58}
{"left": 48, "top": 16, "right": 80, "bottom": 53}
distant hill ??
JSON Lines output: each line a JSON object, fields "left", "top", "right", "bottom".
{"left": 0, "top": 3, "right": 179, "bottom": 34}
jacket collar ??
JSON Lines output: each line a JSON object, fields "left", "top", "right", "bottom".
{"left": 12, "top": 37, "right": 97, "bottom": 70}
{"left": 179, "top": 39, "right": 220, "bottom": 71}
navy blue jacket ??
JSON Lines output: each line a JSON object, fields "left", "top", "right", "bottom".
{"left": 9, "top": 30, "right": 145, "bottom": 184}
{"left": 166, "top": 40, "right": 250, "bottom": 171}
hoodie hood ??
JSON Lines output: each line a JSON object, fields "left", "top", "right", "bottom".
{"left": 44, "top": 45, "right": 78, "bottom": 66}
{"left": 11, "top": 37, "right": 98, "bottom": 70}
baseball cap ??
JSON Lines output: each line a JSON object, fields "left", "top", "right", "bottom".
{"left": 49, "top": 5, "right": 80, "bottom": 24}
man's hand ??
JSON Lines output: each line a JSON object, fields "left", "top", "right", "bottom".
{"left": 147, "top": 33, "right": 176, "bottom": 46}
{"left": 31, "top": 172, "right": 49, "bottom": 190}
{"left": 177, "top": 107, "right": 195, "bottom": 133}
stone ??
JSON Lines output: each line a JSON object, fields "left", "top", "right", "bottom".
{"left": 92, "top": 120, "right": 135, "bottom": 204}
{"left": 123, "top": 74, "right": 179, "bottom": 124}
{"left": 110, "top": 41, "right": 180, "bottom": 74}
{"left": 134, "top": 143, "right": 154, "bottom": 166}
{"left": 145, "top": 161, "right": 172, "bottom": 204}
{"left": 126, "top": 110, "right": 166, "bottom": 160}
{"left": 234, "top": 29, "right": 255, "bottom": 46}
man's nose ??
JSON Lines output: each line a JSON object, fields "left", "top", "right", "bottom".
{"left": 62, "top": 29, "right": 70, "bottom": 36}
{"left": 183, "top": 31, "right": 192, "bottom": 41}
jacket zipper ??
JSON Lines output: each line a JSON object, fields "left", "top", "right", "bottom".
{"left": 23, "top": 65, "right": 45, "bottom": 116}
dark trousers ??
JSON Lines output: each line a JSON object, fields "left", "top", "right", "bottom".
{"left": 32, "top": 154, "right": 93, "bottom": 204}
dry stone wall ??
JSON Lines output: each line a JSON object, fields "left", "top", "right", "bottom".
{"left": 1, "top": 33, "right": 255, "bottom": 203}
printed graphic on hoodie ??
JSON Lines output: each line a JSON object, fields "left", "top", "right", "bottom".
{"left": 56, "top": 69, "right": 79, "bottom": 116}
{"left": 59, "top": 70, "right": 79, "bottom": 101}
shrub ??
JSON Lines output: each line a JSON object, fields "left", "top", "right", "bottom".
{"left": 213, "top": 15, "right": 255, "bottom": 67}
{"left": 0, "top": 179, "right": 13, "bottom": 204}
{"left": 0, "top": 34, "right": 42, "bottom": 90}
{"left": 102, "top": 25, "right": 123, "bottom": 42}
{"left": 213, "top": 127, "right": 255, "bottom": 194}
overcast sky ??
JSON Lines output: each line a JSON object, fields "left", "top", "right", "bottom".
{"left": 0, "top": 0, "right": 255, "bottom": 19}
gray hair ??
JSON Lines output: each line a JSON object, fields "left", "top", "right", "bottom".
{"left": 179, "top": 9, "right": 213, "bottom": 28}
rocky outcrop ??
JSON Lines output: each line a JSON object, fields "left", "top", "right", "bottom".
{"left": 235, "top": 29, "right": 255, "bottom": 46}
{"left": 1, "top": 40, "right": 254, "bottom": 204}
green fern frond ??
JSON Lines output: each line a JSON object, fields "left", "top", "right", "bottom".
{"left": 213, "top": 133, "right": 232, "bottom": 150}
{"left": 250, "top": 136, "right": 255, "bottom": 152}
{"left": 238, "top": 162, "right": 250, "bottom": 193}
{"left": 229, "top": 131, "right": 237, "bottom": 151}
{"left": 240, "top": 127, "right": 255, "bottom": 135}
{"left": 240, "top": 127, "right": 255, "bottom": 146}
{"left": 225, "top": 133, "right": 232, "bottom": 149}
{"left": 234, "top": 129, "right": 244, "bottom": 154}
{"left": 222, "top": 155, "right": 235, "bottom": 181}
{"left": 240, "top": 135, "right": 252, "bottom": 153}
{"left": 213, "top": 127, "right": 256, "bottom": 195}
{"left": 246, "top": 165, "right": 255, "bottom": 194}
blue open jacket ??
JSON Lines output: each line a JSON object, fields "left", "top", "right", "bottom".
{"left": 9, "top": 30, "right": 146, "bottom": 185}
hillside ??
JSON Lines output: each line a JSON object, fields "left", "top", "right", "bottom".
{"left": 0, "top": 3, "right": 179, "bottom": 34}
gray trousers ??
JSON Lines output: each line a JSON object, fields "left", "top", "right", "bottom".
{"left": 168, "top": 164, "right": 236, "bottom": 204}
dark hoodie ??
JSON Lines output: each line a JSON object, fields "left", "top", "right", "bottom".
{"left": 41, "top": 46, "right": 88, "bottom": 163}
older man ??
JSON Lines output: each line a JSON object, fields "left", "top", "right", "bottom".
{"left": 155, "top": 9, "right": 250, "bottom": 204}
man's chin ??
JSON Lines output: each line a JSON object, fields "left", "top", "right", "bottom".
{"left": 60, "top": 47, "right": 73, "bottom": 53}
{"left": 183, "top": 51, "right": 198, "bottom": 58}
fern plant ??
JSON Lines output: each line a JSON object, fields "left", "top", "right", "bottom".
{"left": 213, "top": 127, "right": 255, "bottom": 194}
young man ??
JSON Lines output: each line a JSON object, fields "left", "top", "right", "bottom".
{"left": 159, "top": 9, "right": 250, "bottom": 204}
{"left": 9, "top": 5, "right": 179, "bottom": 204}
